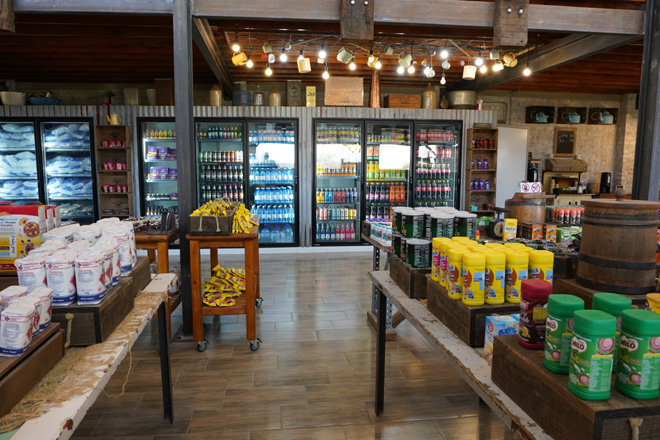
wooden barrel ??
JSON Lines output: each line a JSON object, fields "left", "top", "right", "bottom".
{"left": 576, "top": 199, "right": 660, "bottom": 294}
{"left": 505, "top": 193, "right": 553, "bottom": 224}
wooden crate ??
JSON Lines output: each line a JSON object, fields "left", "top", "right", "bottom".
{"left": 384, "top": 94, "right": 421, "bottom": 109}
{"left": 389, "top": 256, "right": 430, "bottom": 299}
{"left": 0, "top": 323, "right": 65, "bottom": 418}
{"left": 130, "top": 256, "right": 152, "bottom": 295}
{"left": 189, "top": 203, "right": 238, "bottom": 235}
{"left": 492, "top": 335, "right": 660, "bottom": 440}
{"left": 51, "top": 277, "right": 135, "bottom": 346}
{"left": 426, "top": 278, "right": 519, "bottom": 347}
{"left": 553, "top": 277, "right": 647, "bottom": 308}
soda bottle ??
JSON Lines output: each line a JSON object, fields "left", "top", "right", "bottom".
{"left": 239, "top": 184, "right": 244, "bottom": 201}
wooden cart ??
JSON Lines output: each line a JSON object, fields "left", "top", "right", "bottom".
{"left": 187, "top": 226, "right": 261, "bottom": 352}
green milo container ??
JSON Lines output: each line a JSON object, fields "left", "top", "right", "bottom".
{"left": 592, "top": 292, "right": 632, "bottom": 372}
{"left": 615, "top": 309, "right": 660, "bottom": 400}
{"left": 401, "top": 211, "right": 425, "bottom": 238}
{"left": 392, "top": 234, "right": 402, "bottom": 259}
{"left": 568, "top": 310, "right": 617, "bottom": 401}
{"left": 544, "top": 294, "right": 585, "bottom": 374}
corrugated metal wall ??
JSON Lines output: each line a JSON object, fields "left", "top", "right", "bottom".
{"left": 0, "top": 105, "right": 496, "bottom": 246}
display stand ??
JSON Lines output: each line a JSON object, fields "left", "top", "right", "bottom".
{"left": 95, "top": 126, "right": 133, "bottom": 219}
{"left": 187, "top": 225, "right": 261, "bottom": 352}
{"left": 361, "top": 233, "right": 402, "bottom": 341}
{"left": 554, "top": 277, "right": 648, "bottom": 307}
{"left": 464, "top": 128, "right": 498, "bottom": 215}
{"left": 136, "top": 230, "right": 181, "bottom": 341}
{"left": 368, "top": 270, "right": 549, "bottom": 439}
{"left": 389, "top": 256, "right": 431, "bottom": 299}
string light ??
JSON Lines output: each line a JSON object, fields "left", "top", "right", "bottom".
{"left": 279, "top": 49, "right": 288, "bottom": 62}
{"left": 440, "top": 71, "right": 446, "bottom": 85}
{"left": 440, "top": 48, "right": 449, "bottom": 59}
{"left": 298, "top": 49, "right": 304, "bottom": 61}
{"left": 265, "top": 63, "right": 272, "bottom": 76}
{"left": 407, "top": 62, "right": 415, "bottom": 74}
{"left": 523, "top": 64, "right": 532, "bottom": 76}
{"left": 246, "top": 54, "right": 253, "bottom": 68}
{"left": 368, "top": 48, "right": 375, "bottom": 64}
{"left": 349, "top": 61, "right": 357, "bottom": 70}
{"left": 375, "top": 59, "right": 382, "bottom": 69}
{"left": 318, "top": 44, "right": 327, "bottom": 60}
{"left": 231, "top": 31, "right": 240, "bottom": 52}
{"left": 475, "top": 51, "right": 484, "bottom": 67}
{"left": 322, "top": 63, "right": 330, "bottom": 80}
{"left": 397, "top": 65, "right": 405, "bottom": 75}
{"left": 479, "top": 65, "right": 488, "bottom": 74}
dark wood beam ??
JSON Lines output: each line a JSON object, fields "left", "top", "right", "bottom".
{"left": 191, "top": 17, "right": 232, "bottom": 94}
{"left": 1, "top": 0, "right": 15, "bottom": 33}
{"left": 448, "top": 33, "right": 641, "bottom": 92}
{"left": 493, "top": 0, "right": 528, "bottom": 48}
{"left": 340, "top": 0, "right": 374, "bottom": 42}
{"left": 14, "top": 0, "right": 172, "bottom": 14}
{"left": 193, "top": 0, "right": 644, "bottom": 36}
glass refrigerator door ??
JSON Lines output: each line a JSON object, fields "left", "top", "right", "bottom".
{"left": 247, "top": 121, "right": 296, "bottom": 245}
{"left": 413, "top": 122, "right": 461, "bottom": 208}
{"left": 0, "top": 121, "right": 39, "bottom": 203}
{"left": 195, "top": 121, "right": 245, "bottom": 205}
{"left": 365, "top": 121, "right": 412, "bottom": 222}
{"left": 41, "top": 121, "right": 95, "bottom": 223}
{"left": 142, "top": 121, "right": 178, "bottom": 216}
{"left": 313, "top": 121, "right": 361, "bottom": 245}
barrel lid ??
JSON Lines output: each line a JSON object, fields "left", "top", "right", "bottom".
{"left": 592, "top": 292, "right": 632, "bottom": 317}
{"left": 573, "top": 309, "right": 617, "bottom": 335}
{"left": 548, "top": 294, "right": 584, "bottom": 316}
{"left": 621, "top": 309, "right": 660, "bottom": 336}
{"left": 581, "top": 199, "right": 660, "bottom": 210}
{"left": 521, "top": 279, "right": 552, "bottom": 300}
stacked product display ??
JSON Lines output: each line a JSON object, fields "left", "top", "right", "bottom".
{"left": 0, "top": 285, "right": 53, "bottom": 356}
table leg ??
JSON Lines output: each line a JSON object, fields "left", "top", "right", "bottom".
{"left": 147, "top": 249, "right": 156, "bottom": 264}
{"left": 254, "top": 240, "right": 260, "bottom": 300}
{"left": 157, "top": 302, "right": 173, "bottom": 423}
{"left": 375, "top": 286, "right": 386, "bottom": 416}
{"left": 245, "top": 239, "right": 256, "bottom": 341}
{"left": 210, "top": 247, "right": 218, "bottom": 273}
{"left": 156, "top": 242, "right": 169, "bottom": 274}
{"left": 190, "top": 239, "right": 203, "bottom": 342}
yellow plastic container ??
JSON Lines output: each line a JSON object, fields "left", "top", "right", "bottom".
{"left": 451, "top": 236, "right": 472, "bottom": 244}
{"left": 462, "top": 252, "right": 486, "bottom": 306}
{"left": 446, "top": 247, "right": 465, "bottom": 300}
{"left": 441, "top": 242, "right": 464, "bottom": 288}
{"left": 529, "top": 250, "right": 554, "bottom": 284}
{"left": 505, "top": 251, "right": 529, "bottom": 304}
{"left": 504, "top": 242, "right": 527, "bottom": 249}
{"left": 485, "top": 243, "right": 506, "bottom": 251}
{"left": 484, "top": 251, "right": 506, "bottom": 305}
{"left": 432, "top": 237, "right": 451, "bottom": 283}
{"left": 516, "top": 246, "right": 534, "bottom": 254}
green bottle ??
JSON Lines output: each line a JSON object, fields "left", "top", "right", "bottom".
{"left": 568, "top": 310, "right": 616, "bottom": 401}
{"left": 544, "top": 294, "right": 584, "bottom": 374}
{"left": 592, "top": 292, "right": 632, "bottom": 371}
{"left": 615, "top": 309, "right": 660, "bottom": 400}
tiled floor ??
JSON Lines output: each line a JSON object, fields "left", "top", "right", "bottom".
{"left": 72, "top": 252, "right": 513, "bottom": 440}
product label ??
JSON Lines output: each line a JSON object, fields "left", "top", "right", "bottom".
{"left": 519, "top": 298, "right": 547, "bottom": 346}
{"left": 462, "top": 268, "right": 484, "bottom": 303}
{"left": 617, "top": 332, "right": 660, "bottom": 392}
{"left": 569, "top": 332, "right": 614, "bottom": 393}
{"left": 505, "top": 267, "right": 527, "bottom": 300}
{"left": 544, "top": 313, "right": 573, "bottom": 368}
{"left": 447, "top": 263, "right": 462, "bottom": 299}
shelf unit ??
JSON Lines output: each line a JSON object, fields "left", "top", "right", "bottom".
{"left": 95, "top": 125, "right": 133, "bottom": 217}
{"left": 465, "top": 128, "right": 498, "bottom": 215}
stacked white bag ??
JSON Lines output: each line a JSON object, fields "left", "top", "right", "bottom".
{"left": 0, "top": 285, "right": 53, "bottom": 357}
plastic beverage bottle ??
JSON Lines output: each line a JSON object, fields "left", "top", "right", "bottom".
{"left": 261, "top": 225, "right": 271, "bottom": 243}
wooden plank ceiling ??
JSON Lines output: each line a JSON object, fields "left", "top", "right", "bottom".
{"left": 0, "top": 0, "right": 645, "bottom": 95}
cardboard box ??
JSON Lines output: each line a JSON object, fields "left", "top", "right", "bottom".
{"left": 531, "top": 223, "right": 544, "bottom": 240}
{"left": 545, "top": 224, "right": 557, "bottom": 242}
{"left": 384, "top": 94, "right": 421, "bottom": 109}
{"left": 0, "top": 205, "right": 47, "bottom": 273}
{"left": 287, "top": 80, "right": 303, "bottom": 106}
{"left": 503, "top": 218, "right": 517, "bottom": 241}
{"left": 484, "top": 314, "right": 519, "bottom": 362}
{"left": 306, "top": 86, "right": 316, "bottom": 107}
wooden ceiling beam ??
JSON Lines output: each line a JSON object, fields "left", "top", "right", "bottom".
{"left": 13, "top": 0, "right": 172, "bottom": 15}
{"left": 191, "top": 17, "right": 233, "bottom": 92}
{"left": 193, "top": 0, "right": 644, "bottom": 36}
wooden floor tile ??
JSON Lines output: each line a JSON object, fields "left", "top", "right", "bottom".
{"left": 275, "top": 320, "right": 334, "bottom": 331}
{"left": 281, "top": 401, "right": 372, "bottom": 428}
{"left": 434, "top": 414, "right": 515, "bottom": 440}
{"left": 70, "top": 413, "right": 103, "bottom": 437}
{"left": 366, "top": 394, "right": 460, "bottom": 423}
{"left": 187, "top": 407, "right": 281, "bottom": 434}
{"left": 223, "top": 385, "right": 307, "bottom": 407}
{"left": 91, "top": 411, "right": 192, "bottom": 436}
{"left": 344, "top": 420, "right": 444, "bottom": 440}
{"left": 249, "top": 426, "right": 346, "bottom": 440}
{"left": 254, "top": 366, "right": 329, "bottom": 387}
{"left": 305, "top": 382, "right": 374, "bottom": 404}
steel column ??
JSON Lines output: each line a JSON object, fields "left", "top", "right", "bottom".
{"left": 375, "top": 286, "right": 386, "bottom": 416}
{"left": 157, "top": 302, "right": 174, "bottom": 423}
{"left": 173, "top": 0, "right": 196, "bottom": 334}
{"left": 632, "top": 0, "right": 660, "bottom": 201}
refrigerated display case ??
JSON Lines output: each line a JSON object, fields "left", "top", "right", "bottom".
{"left": 138, "top": 119, "right": 178, "bottom": 216}
{"left": 247, "top": 120, "right": 297, "bottom": 246}
{"left": 412, "top": 121, "right": 462, "bottom": 208}
{"left": 365, "top": 121, "right": 412, "bottom": 222}
{"left": 0, "top": 120, "right": 40, "bottom": 203}
{"left": 313, "top": 121, "right": 362, "bottom": 245}
{"left": 195, "top": 120, "right": 245, "bottom": 205}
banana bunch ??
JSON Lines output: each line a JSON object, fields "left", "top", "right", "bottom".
{"left": 232, "top": 203, "right": 259, "bottom": 234}
{"left": 191, "top": 199, "right": 233, "bottom": 217}
{"left": 202, "top": 265, "right": 246, "bottom": 307}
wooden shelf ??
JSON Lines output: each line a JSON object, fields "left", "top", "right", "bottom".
{"left": 465, "top": 128, "right": 498, "bottom": 214}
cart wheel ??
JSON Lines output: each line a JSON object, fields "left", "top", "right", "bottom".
{"left": 250, "top": 338, "right": 262, "bottom": 351}
{"left": 255, "top": 298, "right": 263, "bottom": 309}
{"left": 197, "top": 339, "right": 208, "bottom": 352}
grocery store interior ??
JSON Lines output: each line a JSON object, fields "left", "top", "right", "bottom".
{"left": 1, "top": 1, "right": 659, "bottom": 439}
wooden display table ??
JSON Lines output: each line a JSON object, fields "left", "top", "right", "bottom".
{"left": 187, "top": 226, "right": 261, "bottom": 352}
{"left": 368, "top": 270, "right": 549, "bottom": 439}
{"left": 135, "top": 230, "right": 181, "bottom": 341}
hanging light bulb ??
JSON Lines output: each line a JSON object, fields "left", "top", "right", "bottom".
{"left": 479, "top": 65, "right": 488, "bottom": 74}
{"left": 318, "top": 44, "right": 327, "bottom": 60}
{"left": 397, "top": 65, "right": 405, "bottom": 75}
{"left": 265, "top": 63, "right": 273, "bottom": 76}
{"left": 368, "top": 48, "right": 375, "bottom": 64}
{"left": 440, "top": 71, "right": 446, "bottom": 85}
{"left": 407, "top": 62, "right": 415, "bottom": 74}
{"left": 475, "top": 51, "right": 484, "bottom": 67}
{"left": 298, "top": 49, "right": 305, "bottom": 61}
{"left": 349, "top": 61, "right": 357, "bottom": 70}
{"left": 279, "top": 49, "right": 288, "bottom": 63}
{"left": 231, "top": 32, "right": 240, "bottom": 52}
{"left": 440, "top": 48, "right": 449, "bottom": 59}
{"left": 523, "top": 64, "right": 532, "bottom": 76}
{"left": 375, "top": 59, "right": 382, "bottom": 69}
{"left": 322, "top": 64, "right": 330, "bottom": 80}
{"left": 246, "top": 55, "right": 254, "bottom": 68}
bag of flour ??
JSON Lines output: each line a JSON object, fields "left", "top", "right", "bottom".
{"left": 0, "top": 301, "right": 35, "bottom": 356}
{"left": 20, "top": 295, "right": 41, "bottom": 336}
{"left": 67, "top": 240, "right": 92, "bottom": 253}
{"left": 14, "top": 254, "right": 47, "bottom": 292}
{"left": 45, "top": 250, "right": 77, "bottom": 306}
{"left": 73, "top": 225, "right": 101, "bottom": 244}
{"left": 74, "top": 249, "right": 106, "bottom": 305}
{"left": 91, "top": 243, "right": 113, "bottom": 291}
{"left": 97, "top": 236, "right": 120, "bottom": 285}
{"left": 26, "top": 287, "right": 53, "bottom": 331}
{"left": 0, "top": 285, "right": 28, "bottom": 314}
{"left": 103, "top": 227, "right": 132, "bottom": 276}
{"left": 43, "top": 224, "right": 79, "bottom": 244}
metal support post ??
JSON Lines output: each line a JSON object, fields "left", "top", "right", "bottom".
{"left": 157, "top": 302, "right": 173, "bottom": 423}
{"left": 375, "top": 286, "right": 386, "bottom": 416}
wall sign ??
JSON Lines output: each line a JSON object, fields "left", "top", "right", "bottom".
{"left": 554, "top": 127, "right": 576, "bottom": 157}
